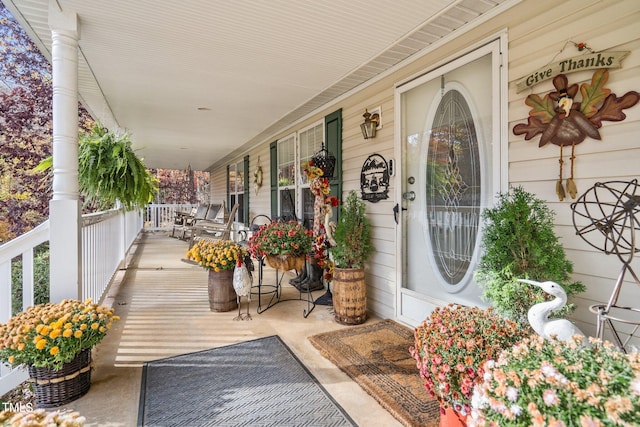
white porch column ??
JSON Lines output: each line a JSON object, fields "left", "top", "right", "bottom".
{"left": 48, "top": 2, "right": 81, "bottom": 302}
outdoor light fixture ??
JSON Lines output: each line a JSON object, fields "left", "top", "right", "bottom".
{"left": 360, "top": 109, "right": 380, "bottom": 139}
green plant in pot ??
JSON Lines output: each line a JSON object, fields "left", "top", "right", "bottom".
{"left": 473, "top": 186, "right": 585, "bottom": 324}
{"left": 331, "top": 190, "right": 374, "bottom": 325}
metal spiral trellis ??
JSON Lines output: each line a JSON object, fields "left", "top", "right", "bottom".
{"left": 571, "top": 179, "right": 640, "bottom": 352}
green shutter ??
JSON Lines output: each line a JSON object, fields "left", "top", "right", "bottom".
{"left": 270, "top": 141, "right": 278, "bottom": 219}
{"left": 325, "top": 109, "right": 342, "bottom": 221}
{"left": 243, "top": 155, "right": 250, "bottom": 225}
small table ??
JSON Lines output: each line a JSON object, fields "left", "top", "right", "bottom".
{"left": 251, "top": 256, "right": 317, "bottom": 317}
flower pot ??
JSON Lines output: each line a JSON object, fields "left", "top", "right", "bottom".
{"left": 440, "top": 407, "right": 467, "bottom": 427}
{"left": 264, "top": 254, "right": 305, "bottom": 272}
{"left": 28, "top": 348, "right": 92, "bottom": 408}
{"left": 332, "top": 268, "right": 367, "bottom": 325}
{"left": 208, "top": 269, "right": 238, "bottom": 312}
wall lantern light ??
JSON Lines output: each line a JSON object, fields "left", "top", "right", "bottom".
{"left": 360, "top": 109, "right": 380, "bottom": 140}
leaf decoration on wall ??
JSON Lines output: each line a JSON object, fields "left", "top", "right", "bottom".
{"left": 513, "top": 69, "right": 639, "bottom": 201}
{"left": 579, "top": 70, "right": 610, "bottom": 117}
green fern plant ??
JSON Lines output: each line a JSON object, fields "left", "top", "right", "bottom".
{"left": 35, "top": 122, "right": 158, "bottom": 211}
{"left": 474, "top": 186, "right": 585, "bottom": 323}
{"left": 332, "top": 190, "right": 374, "bottom": 269}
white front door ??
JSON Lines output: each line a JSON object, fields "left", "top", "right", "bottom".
{"left": 395, "top": 40, "right": 504, "bottom": 326}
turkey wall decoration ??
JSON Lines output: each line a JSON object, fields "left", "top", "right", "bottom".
{"left": 513, "top": 69, "right": 639, "bottom": 201}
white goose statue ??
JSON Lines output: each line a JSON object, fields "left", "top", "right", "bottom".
{"left": 518, "top": 279, "right": 588, "bottom": 345}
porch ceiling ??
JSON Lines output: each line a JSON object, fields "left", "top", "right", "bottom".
{"left": 5, "top": 0, "right": 513, "bottom": 172}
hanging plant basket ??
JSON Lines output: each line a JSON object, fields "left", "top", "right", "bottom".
{"left": 311, "top": 143, "right": 336, "bottom": 179}
{"left": 264, "top": 254, "right": 306, "bottom": 272}
{"left": 28, "top": 348, "right": 92, "bottom": 408}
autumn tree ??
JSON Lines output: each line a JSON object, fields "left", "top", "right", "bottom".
{"left": 153, "top": 168, "right": 210, "bottom": 204}
{"left": 0, "top": 2, "right": 54, "bottom": 240}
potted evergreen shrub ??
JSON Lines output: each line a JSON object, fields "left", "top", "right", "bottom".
{"left": 474, "top": 186, "right": 585, "bottom": 324}
{"left": 331, "top": 190, "right": 374, "bottom": 324}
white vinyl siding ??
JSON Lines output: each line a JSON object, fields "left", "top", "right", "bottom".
{"left": 207, "top": 0, "right": 640, "bottom": 343}
{"left": 506, "top": 0, "right": 640, "bottom": 347}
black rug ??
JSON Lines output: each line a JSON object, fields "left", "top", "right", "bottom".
{"left": 138, "top": 335, "right": 356, "bottom": 427}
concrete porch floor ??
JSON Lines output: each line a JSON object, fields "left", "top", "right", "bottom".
{"left": 66, "top": 232, "right": 403, "bottom": 426}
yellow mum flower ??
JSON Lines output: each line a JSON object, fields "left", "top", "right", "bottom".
{"left": 40, "top": 325, "right": 50, "bottom": 336}
{"left": 36, "top": 339, "right": 47, "bottom": 350}
{"left": 74, "top": 330, "right": 83, "bottom": 338}
{"left": 91, "top": 323, "right": 99, "bottom": 330}
{"left": 50, "top": 346, "right": 59, "bottom": 356}
{"left": 17, "top": 343, "right": 24, "bottom": 351}
{"left": 8, "top": 355, "right": 14, "bottom": 364}
{"left": 63, "top": 329, "right": 73, "bottom": 338}
{"left": 80, "top": 324, "right": 87, "bottom": 331}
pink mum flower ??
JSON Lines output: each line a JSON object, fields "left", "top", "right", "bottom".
{"left": 543, "top": 389, "right": 560, "bottom": 406}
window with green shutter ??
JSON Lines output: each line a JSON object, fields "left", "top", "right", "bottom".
{"left": 269, "top": 109, "right": 342, "bottom": 223}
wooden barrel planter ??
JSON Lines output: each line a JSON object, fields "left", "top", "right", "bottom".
{"left": 28, "top": 348, "right": 92, "bottom": 408}
{"left": 208, "top": 269, "right": 238, "bottom": 312}
{"left": 332, "top": 268, "right": 367, "bottom": 325}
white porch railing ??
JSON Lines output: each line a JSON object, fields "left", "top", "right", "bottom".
{"left": 0, "top": 208, "right": 142, "bottom": 395}
{"left": 144, "top": 203, "right": 195, "bottom": 231}
{"left": 81, "top": 208, "right": 143, "bottom": 303}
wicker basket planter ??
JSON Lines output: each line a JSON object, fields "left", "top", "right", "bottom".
{"left": 28, "top": 348, "right": 92, "bottom": 408}
{"left": 264, "top": 254, "right": 305, "bottom": 272}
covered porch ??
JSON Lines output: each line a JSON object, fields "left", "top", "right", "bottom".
{"left": 67, "top": 231, "right": 402, "bottom": 426}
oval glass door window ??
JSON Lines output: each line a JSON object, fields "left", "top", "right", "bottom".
{"left": 425, "top": 86, "right": 481, "bottom": 288}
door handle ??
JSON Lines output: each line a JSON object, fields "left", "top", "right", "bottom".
{"left": 402, "top": 191, "right": 416, "bottom": 201}
{"left": 393, "top": 203, "right": 407, "bottom": 224}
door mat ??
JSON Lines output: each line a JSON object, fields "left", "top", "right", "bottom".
{"left": 309, "top": 319, "right": 440, "bottom": 427}
{"left": 138, "top": 335, "right": 356, "bottom": 426}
